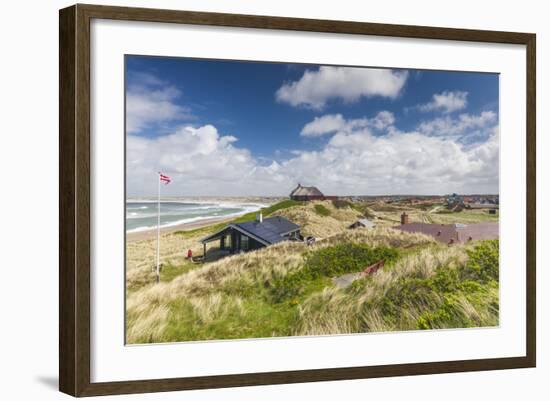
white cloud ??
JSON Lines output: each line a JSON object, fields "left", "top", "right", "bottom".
{"left": 127, "top": 125, "right": 259, "bottom": 195}
{"left": 285, "top": 116, "right": 499, "bottom": 195}
{"left": 417, "top": 111, "right": 497, "bottom": 138}
{"left": 417, "top": 91, "right": 468, "bottom": 113}
{"left": 300, "top": 111, "right": 395, "bottom": 137}
{"left": 276, "top": 67, "right": 408, "bottom": 109}
{"left": 128, "top": 110, "right": 498, "bottom": 196}
{"left": 126, "top": 73, "right": 193, "bottom": 134}
{"left": 300, "top": 114, "right": 346, "bottom": 137}
{"left": 368, "top": 110, "right": 396, "bottom": 130}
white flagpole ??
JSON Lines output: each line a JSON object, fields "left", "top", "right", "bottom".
{"left": 156, "top": 172, "right": 161, "bottom": 283}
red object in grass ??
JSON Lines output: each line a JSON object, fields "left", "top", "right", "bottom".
{"left": 187, "top": 249, "right": 193, "bottom": 258}
{"left": 363, "top": 260, "right": 384, "bottom": 275}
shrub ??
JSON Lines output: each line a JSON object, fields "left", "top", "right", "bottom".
{"left": 270, "top": 243, "right": 399, "bottom": 303}
{"left": 314, "top": 204, "right": 331, "bottom": 217}
{"left": 359, "top": 240, "right": 500, "bottom": 330}
{"left": 463, "top": 239, "right": 499, "bottom": 283}
{"left": 270, "top": 273, "right": 310, "bottom": 302}
{"left": 304, "top": 243, "right": 398, "bottom": 278}
{"left": 331, "top": 199, "right": 353, "bottom": 209}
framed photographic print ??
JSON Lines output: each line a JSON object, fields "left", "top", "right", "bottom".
{"left": 59, "top": 4, "right": 536, "bottom": 397}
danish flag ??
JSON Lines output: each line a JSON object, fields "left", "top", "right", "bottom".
{"left": 159, "top": 172, "right": 171, "bottom": 184}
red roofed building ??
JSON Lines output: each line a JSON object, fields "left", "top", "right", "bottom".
{"left": 395, "top": 219, "right": 499, "bottom": 245}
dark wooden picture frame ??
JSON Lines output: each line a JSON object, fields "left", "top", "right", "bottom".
{"left": 59, "top": 3, "right": 536, "bottom": 397}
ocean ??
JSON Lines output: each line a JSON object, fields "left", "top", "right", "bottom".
{"left": 126, "top": 201, "right": 264, "bottom": 233}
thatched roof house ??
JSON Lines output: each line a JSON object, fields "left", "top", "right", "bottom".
{"left": 290, "top": 184, "right": 325, "bottom": 201}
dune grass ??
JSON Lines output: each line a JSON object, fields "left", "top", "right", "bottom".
{"left": 126, "top": 227, "right": 443, "bottom": 343}
{"left": 314, "top": 204, "right": 331, "bottom": 217}
{"left": 274, "top": 200, "right": 361, "bottom": 238}
{"left": 295, "top": 240, "right": 499, "bottom": 335}
{"left": 126, "top": 199, "right": 499, "bottom": 344}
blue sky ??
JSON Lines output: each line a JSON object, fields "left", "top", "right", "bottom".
{"left": 125, "top": 55, "right": 499, "bottom": 197}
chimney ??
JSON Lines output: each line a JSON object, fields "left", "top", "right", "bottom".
{"left": 256, "top": 212, "right": 263, "bottom": 223}
{"left": 400, "top": 212, "right": 409, "bottom": 225}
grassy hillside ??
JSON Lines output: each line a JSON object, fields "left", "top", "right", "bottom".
{"left": 126, "top": 200, "right": 305, "bottom": 292}
{"left": 362, "top": 201, "right": 499, "bottom": 226}
{"left": 296, "top": 240, "right": 499, "bottom": 335}
{"left": 174, "top": 199, "right": 304, "bottom": 238}
{"left": 274, "top": 200, "right": 361, "bottom": 238}
{"left": 126, "top": 199, "right": 499, "bottom": 343}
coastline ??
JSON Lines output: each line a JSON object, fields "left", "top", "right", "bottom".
{"left": 126, "top": 197, "right": 278, "bottom": 242}
{"left": 126, "top": 215, "right": 234, "bottom": 242}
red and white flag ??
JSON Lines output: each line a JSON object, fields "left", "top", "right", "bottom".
{"left": 159, "top": 173, "right": 171, "bottom": 184}
{"left": 155, "top": 172, "right": 172, "bottom": 283}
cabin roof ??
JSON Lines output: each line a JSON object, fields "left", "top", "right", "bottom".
{"left": 290, "top": 184, "right": 324, "bottom": 197}
{"left": 235, "top": 217, "right": 300, "bottom": 244}
{"left": 356, "top": 218, "right": 376, "bottom": 228}
{"left": 201, "top": 216, "right": 300, "bottom": 245}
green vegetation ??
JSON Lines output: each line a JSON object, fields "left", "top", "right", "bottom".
{"left": 159, "top": 260, "right": 196, "bottom": 284}
{"left": 127, "top": 198, "right": 499, "bottom": 343}
{"left": 346, "top": 201, "right": 376, "bottom": 219}
{"left": 174, "top": 200, "right": 303, "bottom": 238}
{"left": 297, "top": 240, "right": 499, "bottom": 334}
{"left": 432, "top": 210, "right": 499, "bottom": 224}
{"left": 383, "top": 242, "right": 499, "bottom": 329}
{"left": 331, "top": 199, "right": 353, "bottom": 209}
{"left": 173, "top": 221, "right": 227, "bottom": 238}
{"left": 231, "top": 199, "right": 305, "bottom": 224}
{"left": 304, "top": 243, "right": 398, "bottom": 278}
{"left": 270, "top": 244, "right": 398, "bottom": 303}
{"left": 314, "top": 204, "right": 331, "bottom": 217}
{"left": 126, "top": 227, "right": 448, "bottom": 343}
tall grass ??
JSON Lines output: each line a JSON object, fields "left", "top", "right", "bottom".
{"left": 275, "top": 200, "right": 364, "bottom": 238}
{"left": 294, "top": 241, "right": 499, "bottom": 335}
{"left": 126, "top": 227, "right": 439, "bottom": 343}
{"left": 314, "top": 204, "right": 331, "bottom": 217}
{"left": 125, "top": 196, "right": 498, "bottom": 344}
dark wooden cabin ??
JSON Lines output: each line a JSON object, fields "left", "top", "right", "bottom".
{"left": 200, "top": 214, "right": 301, "bottom": 256}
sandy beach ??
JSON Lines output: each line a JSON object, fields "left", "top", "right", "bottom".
{"left": 126, "top": 215, "right": 235, "bottom": 242}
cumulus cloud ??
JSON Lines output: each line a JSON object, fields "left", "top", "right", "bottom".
{"left": 300, "top": 114, "right": 346, "bottom": 137}
{"left": 300, "top": 111, "right": 395, "bottom": 137}
{"left": 417, "top": 111, "right": 497, "bottom": 139}
{"left": 291, "top": 127, "right": 498, "bottom": 195}
{"left": 417, "top": 90, "right": 468, "bottom": 113}
{"left": 276, "top": 67, "right": 408, "bottom": 109}
{"left": 292, "top": 111, "right": 498, "bottom": 193}
{"left": 127, "top": 125, "right": 258, "bottom": 195}
{"left": 127, "top": 110, "right": 499, "bottom": 196}
{"left": 126, "top": 73, "right": 193, "bottom": 134}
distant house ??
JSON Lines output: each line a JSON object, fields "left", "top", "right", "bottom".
{"left": 394, "top": 221, "right": 499, "bottom": 245}
{"left": 349, "top": 218, "right": 376, "bottom": 229}
{"left": 289, "top": 183, "right": 338, "bottom": 201}
{"left": 200, "top": 214, "right": 301, "bottom": 256}
{"left": 290, "top": 183, "right": 324, "bottom": 201}
{"left": 446, "top": 193, "right": 464, "bottom": 209}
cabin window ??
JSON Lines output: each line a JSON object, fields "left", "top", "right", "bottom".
{"left": 241, "top": 235, "right": 249, "bottom": 250}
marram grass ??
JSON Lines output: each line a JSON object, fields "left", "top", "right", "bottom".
{"left": 126, "top": 218, "right": 498, "bottom": 343}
